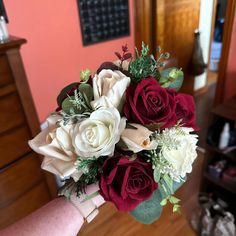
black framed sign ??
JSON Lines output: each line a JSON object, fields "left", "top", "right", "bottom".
{"left": 77, "top": 0, "right": 130, "bottom": 46}
{"left": 0, "top": 0, "right": 8, "bottom": 23}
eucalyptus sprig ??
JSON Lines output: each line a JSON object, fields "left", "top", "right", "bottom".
{"left": 160, "top": 195, "right": 181, "bottom": 213}
{"left": 60, "top": 84, "right": 94, "bottom": 125}
{"left": 128, "top": 42, "right": 159, "bottom": 83}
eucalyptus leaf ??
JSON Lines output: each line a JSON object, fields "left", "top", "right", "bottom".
{"left": 57, "top": 82, "right": 79, "bottom": 106}
{"left": 168, "top": 68, "right": 184, "bottom": 91}
{"left": 154, "top": 168, "right": 161, "bottom": 183}
{"left": 79, "top": 83, "right": 93, "bottom": 102}
{"left": 61, "top": 96, "right": 84, "bottom": 114}
{"left": 130, "top": 188, "right": 163, "bottom": 224}
{"left": 130, "top": 179, "right": 185, "bottom": 224}
{"left": 160, "top": 67, "right": 184, "bottom": 91}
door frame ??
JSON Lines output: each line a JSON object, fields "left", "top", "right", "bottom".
{"left": 133, "top": 0, "right": 236, "bottom": 103}
{"left": 214, "top": 0, "right": 236, "bottom": 105}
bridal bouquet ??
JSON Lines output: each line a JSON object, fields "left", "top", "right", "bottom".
{"left": 29, "top": 43, "right": 198, "bottom": 224}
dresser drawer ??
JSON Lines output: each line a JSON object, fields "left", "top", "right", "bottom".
{"left": 0, "top": 153, "right": 44, "bottom": 208}
{"left": 0, "top": 125, "right": 31, "bottom": 168}
{"left": 0, "top": 55, "right": 14, "bottom": 87}
{"left": 0, "top": 92, "right": 26, "bottom": 133}
{"left": 0, "top": 182, "right": 51, "bottom": 229}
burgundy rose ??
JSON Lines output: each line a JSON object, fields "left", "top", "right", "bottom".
{"left": 175, "top": 93, "right": 198, "bottom": 130}
{"left": 123, "top": 77, "right": 177, "bottom": 128}
{"left": 99, "top": 155, "right": 158, "bottom": 212}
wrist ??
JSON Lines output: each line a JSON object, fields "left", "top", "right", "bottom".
{"left": 62, "top": 183, "right": 105, "bottom": 223}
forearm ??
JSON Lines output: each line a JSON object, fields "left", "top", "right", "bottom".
{"left": 0, "top": 185, "right": 105, "bottom": 236}
{"left": 0, "top": 197, "right": 84, "bottom": 236}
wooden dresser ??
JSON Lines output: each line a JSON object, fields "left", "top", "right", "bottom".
{"left": 0, "top": 37, "right": 57, "bottom": 229}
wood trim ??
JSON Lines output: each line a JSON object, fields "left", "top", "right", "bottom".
{"left": 206, "top": 0, "right": 218, "bottom": 85}
{"left": 214, "top": 0, "right": 236, "bottom": 105}
{"left": 134, "top": 0, "right": 155, "bottom": 52}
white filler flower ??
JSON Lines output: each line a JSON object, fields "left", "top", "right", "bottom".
{"left": 73, "top": 107, "right": 126, "bottom": 158}
{"left": 91, "top": 69, "right": 130, "bottom": 110}
{"left": 160, "top": 127, "right": 198, "bottom": 181}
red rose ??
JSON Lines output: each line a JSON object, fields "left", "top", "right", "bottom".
{"left": 99, "top": 155, "right": 158, "bottom": 212}
{"left": 123, "top": 77, "right": 177, "bottom": 128}
{"left": 175, "top": 93, "right": 197, "bottom": 130}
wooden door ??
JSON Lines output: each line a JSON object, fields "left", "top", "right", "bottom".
{"left": 134, "top": 0, "right": 201, "bottom": 94}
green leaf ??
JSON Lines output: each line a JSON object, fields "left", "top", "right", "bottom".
{"left": 80, "top": 69, "right": 91, "bottom": 83}
{"left": 79, "top": 83, "right": 93, "bottom": 102}
{"left": 61, "top": 96, "right": 84, "bottom": 114}
{"left": 160, "top": 198, "right": 167, "bottom": 206}
{"left": 168, "top": 68, "right": 184, "bottom": 91}
{"left": 160, "top": 67, "right": 184, "bottom": 91}
{"left": 130, "top": 179, "right": 185, "bottom": 224}
{"left": 173, "top": 204, "right": 181, "bottom": 213}
{"left": 80, "top": 191, "right": 99, "bottom": 203}
{"left": 161, "top": 81, "right": 171, "bottom": 88}
{"left": 162, "top": 174, "right": 173, "bottom": 195}
{"left": 169, "top": 196, "right": 180, "bottom": 204}
{"left": 57, "top": 82, "right": 79, "bottom": 106}
{"left": 130, "top": 189, "right": 163, "bottom": 224}
{"left": 154, "top": 168, "right": 161, "bottom": 183}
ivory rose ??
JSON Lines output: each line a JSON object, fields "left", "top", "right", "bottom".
{"left": 121, "top": 123, "right": 158, "bottom": 153}
{"left": 161, "top": 127, "right": 198, "bottom": 181}
{"left": 28, "top": 115, "right": 81, "bottom": 181}
{"left": 73, "top": 107, "right": 126, "bottom": 158}
{"left": 91, "top": 69, "right": 130, "bottom": 110}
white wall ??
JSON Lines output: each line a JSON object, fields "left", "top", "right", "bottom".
{"left": 194, "top": 0, "right": 214, "bottom": 91}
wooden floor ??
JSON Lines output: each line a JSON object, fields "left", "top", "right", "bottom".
{"left": 79, "top": 151, "right": 204, "bottom": 236}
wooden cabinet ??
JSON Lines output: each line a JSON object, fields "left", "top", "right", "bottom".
{"left": 201, "top": 96, "right": 236, "bottom": 214}
{"left": 0, "top": 37, "right": 57, "bottom": 229}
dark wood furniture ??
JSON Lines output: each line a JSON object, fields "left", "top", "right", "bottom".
{"left": 0, "top": 37, "right": 57, "bottom": 229}
{"left": 201, "top": 96, "right": 236, "bottom": 214}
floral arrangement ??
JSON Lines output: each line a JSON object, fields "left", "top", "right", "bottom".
{"left": 29, "top": 43, "right": 198, "bottom": 224}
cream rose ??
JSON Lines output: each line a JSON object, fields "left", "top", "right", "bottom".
{"left": 113, "top": 59, "right": 130, "bottom": 71}
{"left": 28, "top": 115, "right": 81, "bottom": 181}
{"left": 161, "top": 127, "right": 198, "bottom": 181}
{"left": 73, "top": 107, "right": 126, "bottom": 158}
{"left": 121, "top": 123, "right": 158, "bottom": 153}
{"left": 91, "top": 69, "right": 130, "bottom": 110}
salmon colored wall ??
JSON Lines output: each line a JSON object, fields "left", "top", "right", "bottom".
{"left": 5, "top": 0, "right": 135, "bottom": 122}
{"left": 224, "top": 13, "right": 236, "bottom": 100}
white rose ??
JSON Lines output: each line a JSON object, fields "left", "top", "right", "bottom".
{"left": 161, "top": 127, "right": 198, "bottom": 181}
{"left": 73, "top": 107, "right": 126, "bottom": 158}
{"left": 28, "top": 115, "right": 82, "bottom": 181}
{"left": 121, "top": 123, "right": 158, "bottom": 153}
{"left": 91, "top": 69, "right": 130, "bottom": 110}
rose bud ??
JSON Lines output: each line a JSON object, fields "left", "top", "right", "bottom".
{"left": 121, "top": 123, "right": 158, "bottom": 153}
